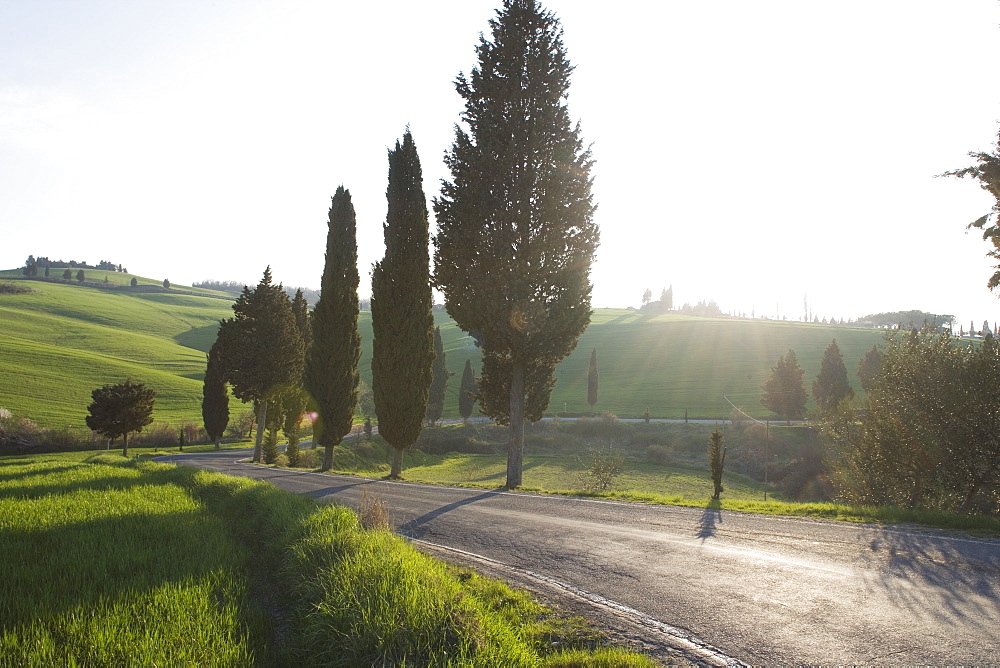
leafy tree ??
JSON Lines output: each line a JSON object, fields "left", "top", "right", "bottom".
{"left": 708, "top": 428, "right": 726, "bottom": 500}
{"left": 940, "top": 129, "right": 1000, "bottom": 289}
{"left": 660, "top": 285, "right": 673, "bottom": 310}
{"left": 85, "top": 378, "right": 156, "bottom": 457}
{"left": 215, "top": 267, "right": 304, "bottom": 462}
{"left": 856, "top": 344, "right": 883, "bottom": 392}
{"left": 812, "top": 339, "right": 855, "bottom": 414}
{"left": 828, "top": 328, "right": 1000, "bottom": 513}
{"left": 641, "top": 289, "right": 652, "bottom": 307}
{"left": 371, "top": 131, "right": 435, "bottom": 478}
{"left": 433, "top": 0, "right": 599, "bottom": 488}
{"left": 130, "top": 277, "right": 138, "bottom": 287}
{"left": 201, "top": 341, "right": 229, "bottom": 450}
{"left": 424, "top": 327, "right": 449, "bottom": 427}
{"left": 63, "top": 269, "right": 72, "bottom": 280}
{"left": 163, "top": 278, "right": 170, "bottom": 289}
{"left": 76, "top": 269, "right": 85, "bottom": 283}
{"left": 587, "top": 348, "right": 599, "bottom": 408}
{"left": 760, "top": 349, "right": 807, "bottom": 424}
{"left": 305, "top": 186, "right": 360, "bottom": 471}
{"left": 458, "top": 358, "right": 477, "bottom": 422}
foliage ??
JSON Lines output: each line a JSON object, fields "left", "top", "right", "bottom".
{"left": 812, "top": 339, "right": 855, "bottom": 414}
{"left": 424, "top": 326, "right": 449, "bottom": 426}
{"left": 372, "top": 131, "right": 435, "bottom": 478}
{"left": 853, "top": 310, "right": 954, "bottom": 330}
{"left": 856, "top": 344, "right": 883, "bottom": 392}
{"left": 708, "top": 428, "right": 726, "bottom": 499}
{"left": 587, "top": 348, "right": 599, "bottom": 407}
{"left": 826, "top": 329, "right": 1000, "bottom": 514}
{"left": 201, "top": 341, "right": 229, "bottom": 449}
{"left": 85, "top": 378, "right": 156, "bottom": 456}
{"left": 582, "top": 444, "right": 625, "bottom": 492}
{"left": 214, "top": 267, "right": 304, "bottom": 462}
{"left": 940, "top": 129, "right": 1000, "bottom": 290}
{"left": 305, "top": 186, "right": 361, "bottom": 470}
{"left": 432, "top": 0, "right": 598, "bottom": 488}
{"left": 459, "top": 358, "right": 477, "bottom": 421}
{"left": 760, "top": 349, "right": 807, "bottom": 423}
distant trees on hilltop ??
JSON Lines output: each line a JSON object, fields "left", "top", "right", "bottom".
{"left": 195, "top": 279, "right": 322, "bottom": 307}
{"left": 22, "top": 256, "right": 127, "bottom": 275}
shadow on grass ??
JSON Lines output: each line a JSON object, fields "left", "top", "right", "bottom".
{"left": 697, "top": 499, "right": 723, "bottom": 541}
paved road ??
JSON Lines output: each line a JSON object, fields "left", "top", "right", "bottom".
{"left": 158, "top": 449, "right": 1000, "bottom": 665}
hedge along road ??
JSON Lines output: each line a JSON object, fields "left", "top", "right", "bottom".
{"left": 156, "top": 449, "right": 1000, "bottom": 666}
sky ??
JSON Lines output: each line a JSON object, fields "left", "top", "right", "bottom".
{"left": 3, "top": 0, "right": 1000, "bottom": 329}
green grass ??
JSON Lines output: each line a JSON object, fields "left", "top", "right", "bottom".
{"left": 0, "top": 451, "right": 656, "bottom": 666}
{"left": 2, "top": 270, "right": 887, "bottom": 432}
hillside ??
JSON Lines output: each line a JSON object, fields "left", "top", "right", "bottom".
{"left": 0, "top": 272, "right": 234, "bottom": 428}
{"left": 1, "top": 271, "right": 886, "bottom": 430}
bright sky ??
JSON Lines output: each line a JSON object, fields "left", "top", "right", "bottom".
{"left": 3, "top": 1, "right": 1000, "bottom": 329}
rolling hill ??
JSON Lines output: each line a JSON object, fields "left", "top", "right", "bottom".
{"left": 1, "top": 270, "right": 887, "bottom": 431}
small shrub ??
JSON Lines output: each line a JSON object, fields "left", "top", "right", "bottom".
{"left": 274, "top": 453, "right": 290, "bottom": 468}
{"left": 582, "top": 444, "right": 625, "bottom": 492}
{"left": 296, "top": 448, "right": 321, "bottom": 469}
{"left": 262, "top": 428, "right": 279, "bottom": 464}
{"left": 646, "top": 444, "right": 670, "bottom": 465}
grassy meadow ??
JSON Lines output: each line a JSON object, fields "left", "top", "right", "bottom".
{"left": 0, "top": 451, "right": 654, "bottom": 667}
{"left": 1, "top": 270, "right": 887, "bottom": 433}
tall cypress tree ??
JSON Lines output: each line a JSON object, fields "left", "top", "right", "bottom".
{"left": 433, "top": 0, "right": 599, "bottom": 488}
{"left": 587, "top": 348, "right": 599, "bottom": 409}
{"left": 202, "top": 341, "right": 229, "bottom": 450}
{"left": 283, "top": 288, "right": 312, "bottom": 465}
{"left": 305, "top": 186, "right": 361, "bottom": 471}
{"left": 215, "top": 267, "right": 303, "bottom": 462}
{"left": 424, "top": 326, "right": 449, "bottom": 426}
{"left": 371, "top": 131, "right": 434, "bottom": 478}
{"left": 459, "top": 358, "right": 477, "bottom": 423}
{"left": 812, "top": 339, "right": 855, "bottom": 414}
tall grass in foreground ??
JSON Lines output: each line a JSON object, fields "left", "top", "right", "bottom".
{"left": 0, "top": 453, "right": 655, "bottom": 666}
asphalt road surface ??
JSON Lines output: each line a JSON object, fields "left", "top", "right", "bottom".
{"left": 157, "top": 449, "right": 1000, "bottom": 665}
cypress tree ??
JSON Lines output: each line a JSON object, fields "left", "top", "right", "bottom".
{"left": 305, "top": 186, "right": 361, "bottom": 471}
{"left": 459, "top": 359, "right": 477, "bottom": 423}
{"left": 202, "top": 340, "right": 230, "bottom": 450}
{"left": 433, "top": 0, "right": 599, "bottom": 488}
{"left": 587, "top": 348, "right": 599, "bottom": 409}
{"left": 283, "top": 288, "right": 312, "bottom": 466}
{"left": 424, "top": 327, "right": 449, "bottom": 426}
{"left": 371, "top": 131, "right": 435, "bottom": 478}
{"left": 215, "top": 267, "right": 304, "bottom": 462}
{"left": 708, "top": 429, "right": 726, "bottom": 500}
{"left": 812, "top": 339, "right": 855, "bottom": 414}
{"left": 760, "top": 349, "right": 807, "bottom": 424}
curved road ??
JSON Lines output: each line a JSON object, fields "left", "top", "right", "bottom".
{"left": 157, "top": 449, "right": 1000, "bottom": 665}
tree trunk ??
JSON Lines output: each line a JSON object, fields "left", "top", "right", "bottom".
{"left": 506, "top": 358, "right": 526, "bottom": 488}
{"left": 390, "top": 446, "right": 404, "bottom": 478}
{"left": 122, "top": 432, "right": 129, "bottom": 458}
{"left": 253, "top": 401, "right": 267, "bottom": 462}
{"left": 322, "top": 443, "right": 335, "bottom": 471}
{"left": 214, "top": 437, "right": 221, "bottom": 451}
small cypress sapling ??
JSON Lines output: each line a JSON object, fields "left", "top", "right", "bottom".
{"left": 709, "top": 428, "right": 726, "bottom": 500}
{"left": 458, "top": 359, "right": 477, "bottom": 423}
{"left": 587, "top": 348, "right": 599, "bottom": 409}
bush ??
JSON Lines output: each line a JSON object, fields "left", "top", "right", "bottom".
{"left": 295, "top": 448, "right": 321, "bottom": 469}
{"left": 581, "top": 444, "right": 625, "bottom": 492}
{"left": 646, "top": 444, "right": 670, "bottom": 465}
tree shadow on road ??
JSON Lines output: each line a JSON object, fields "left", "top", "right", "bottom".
{"left": 697, "top": 499, "right": 722, "bottom": 541}
{"left": 859, "top": 526, "right": 1000, "bottom": 630}
{"left": 397, "top": 490, "right": 503, "bottom": 539}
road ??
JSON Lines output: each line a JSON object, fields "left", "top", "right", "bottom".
{"left": 157, "top": 448, "right": 1000, "bottom": 665}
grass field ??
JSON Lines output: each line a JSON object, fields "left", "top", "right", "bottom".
{"left": 1, "top": 270, "right": 887, "bottom": 432}
{"left": 0, "top": 451, "right": 654, "bottom": 666}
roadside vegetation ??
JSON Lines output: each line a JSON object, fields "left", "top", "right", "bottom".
{"left": 0, "top": 452, "right": 654, "bottom": 667}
